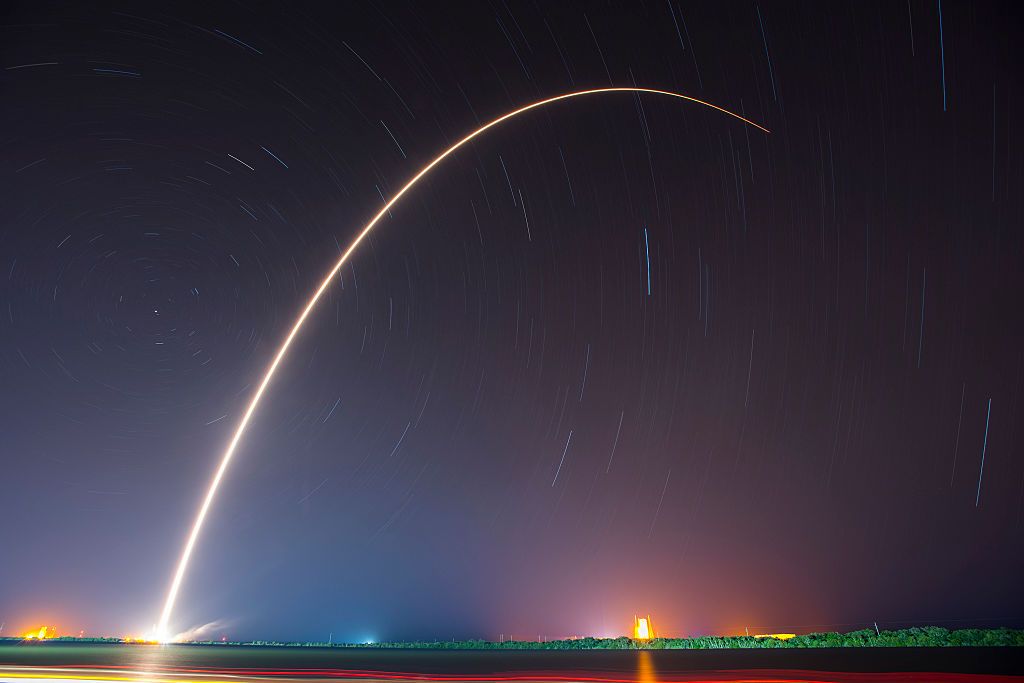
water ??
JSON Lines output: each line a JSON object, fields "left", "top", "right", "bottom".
{"left": 0, "top": 642, "right": 1020, "bottom": 681}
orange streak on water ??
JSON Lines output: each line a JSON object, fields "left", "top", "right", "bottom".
{"left": 2, "top": 664, "right": 1021, "bottom": 683}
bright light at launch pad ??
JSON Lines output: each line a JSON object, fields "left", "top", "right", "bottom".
{"left": 633, "top": 616, "right": 654, "bottom": 641}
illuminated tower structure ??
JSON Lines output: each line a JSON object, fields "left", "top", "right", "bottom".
{"left": 633, "top": 615, "right": 655, "bottom": 641}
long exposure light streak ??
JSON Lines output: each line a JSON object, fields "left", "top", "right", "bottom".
{"left": 156, "top": 87, "right": 768, "bottom": 640}
{"left": 0, "top": 665, "right": 1008, "bottom": 683}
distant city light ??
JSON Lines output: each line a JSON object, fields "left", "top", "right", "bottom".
{"left": 753, "top": 633, "right": 796, "bottom": 640}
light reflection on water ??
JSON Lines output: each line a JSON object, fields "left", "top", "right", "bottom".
{"left": 637, "top": 650, "right": 656, "bottom": 683}
{"left": 0, "top": 643, "right": 1014, "bottom": 683}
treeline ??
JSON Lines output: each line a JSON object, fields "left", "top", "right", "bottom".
{"left": 5, "top": 628, "right": 1022, "bottom": 649}
{"left": 651, "top": 627, "right": 1024, "bottom": 649}
{"left": 272, "top": 627, "right": 1024, "bottom": 649}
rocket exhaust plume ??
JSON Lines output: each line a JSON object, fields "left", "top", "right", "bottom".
{"left": 155, "top": 87, "right": 768, "bottom": 640}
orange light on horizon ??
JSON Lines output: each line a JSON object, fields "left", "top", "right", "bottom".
{"left": 753, "top": 633, "right": 797, "bottom": 640}
{"left": 633, "top": 615, "right": 654, "bottom": 640}
{"left": 22, "top": 626, "right": 56, "bottom": 640}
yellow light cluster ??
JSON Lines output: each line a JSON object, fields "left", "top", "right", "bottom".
{"left": 22, "top": 626, "right": 54, "bottom": 640}
{"left": 633, "top": 616, "right": 655, "bottom": 640}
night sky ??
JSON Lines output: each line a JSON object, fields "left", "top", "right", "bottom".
{"left": 2, "top": 1, "right": 1023, "bottom": 643}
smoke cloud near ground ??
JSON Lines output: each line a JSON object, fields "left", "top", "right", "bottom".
{"left": 173, "top": 620, "right": 230, "bottom": 643}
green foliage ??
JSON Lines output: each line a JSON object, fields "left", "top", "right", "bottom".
{"left": 4, "top": 628, "right": 1022, "bottom": 649}
{"left": 318, "top": 628, "right": 1024, "bottom": 650}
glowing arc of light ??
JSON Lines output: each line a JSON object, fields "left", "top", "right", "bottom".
{"left": 156, "top": 87, "right": 768, "bottom": 640}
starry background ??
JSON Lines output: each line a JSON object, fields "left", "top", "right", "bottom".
{"left": 1, "top": 1, "right": 1023, "bottom": 642}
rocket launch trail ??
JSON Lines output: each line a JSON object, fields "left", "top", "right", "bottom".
{"left": 155, "top": 87, "right": 768, "bottom": 640}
